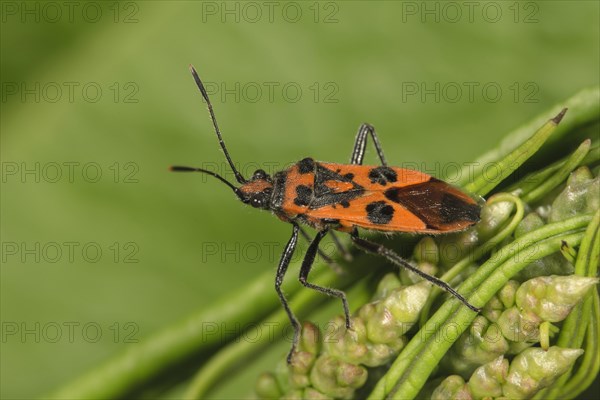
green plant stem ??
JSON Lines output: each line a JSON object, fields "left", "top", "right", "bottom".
{"left": 46, "top": 264, "right": 319, "bottom": 399}
{"left": 367, "top": 214, "right": 592, "bottom": 400}
{"left": 560, "top": 290, "right": 600, "bottom": 398}
{"left": 419, "top": 193, "right": 525, "bottom": 326}
{"left": 505, "top": 144, "right": 599, "bottom": 196}
{"left": 457, "top": 86, "right": 600, "bottom": 188}
{"left": 183, "top": 265, "right": 377, "bottom": 399}
{"left": 464, "top": 111, "right": 562, "bottom": 196}
{"left": 560, "top": 210, "right": 599, "bottom": 345}
{"left": 522, "top": 139, "right": 591, "bottom": 204}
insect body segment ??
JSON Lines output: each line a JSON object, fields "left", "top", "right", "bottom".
{"left": 172, "top": 65, "right": 483, "bottom": 364}
{"left": 277, "top": 161, "right": 480, "bottom": 233}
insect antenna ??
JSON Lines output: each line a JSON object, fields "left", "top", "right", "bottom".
{"left": 170, "top": 166, "right": 243, "bottom": 198}
{"left": 189, "top": 65, "right": 247, "bottom": 184}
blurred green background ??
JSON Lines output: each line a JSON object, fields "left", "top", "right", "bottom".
{"left": 1, "top": 1, "right": 598, "bottom": 398}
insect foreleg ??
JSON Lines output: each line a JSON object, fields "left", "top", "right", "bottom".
{"left": 299, "top": 229, "right": 352, "bottom": 330}
{"left": 350, "top": 231, "right": 480, "bottom": 313}
{"left": 275, "top": 224, "right": 302, "bottom": 363}
{"left": 350, "top": 123, "right": 388, "bottom": 166}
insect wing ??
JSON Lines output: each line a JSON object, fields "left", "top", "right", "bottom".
{"left": 307, "top": 164, "right": 481, "bottom": 233}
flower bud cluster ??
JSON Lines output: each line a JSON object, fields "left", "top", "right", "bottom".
{"left": 431, "top": 346, "right": 583, "bottom": 400}
{"left": 256, "top": 275, "right": 430, "bottom": 398}
{"left": 442, "top": 275, "right": 596, "bottom": 377}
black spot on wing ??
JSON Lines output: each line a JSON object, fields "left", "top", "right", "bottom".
{"left": 340, "top": 200, "right": 350, "bottom": 208}
{"left": 369, "top": 166, "right": 398, "bottom": 186}
{"left": 294, "top": 185, "right": 313, "bottom": 207}
{"left": 366, "top": 201, "right": 395, "bottom": 224}
{"left": 298, "top": 158, "right": 315, "bottom": 174}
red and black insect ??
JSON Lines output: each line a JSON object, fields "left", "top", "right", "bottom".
{"left": 172, "top": 66, "right": 482, "bottom": 363}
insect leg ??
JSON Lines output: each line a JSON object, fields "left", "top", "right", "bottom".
{"left": 350, "top": 123, "right": 388, "bottom": 166}
{"left": 275, "top": 224, "right": 302, "bottom": 363}
{"left": 299, "top": 229, "right": 352, "bottom": 330}
{"left": 350, "top": 231, "right": 480, "bottom": 312}
{"left": 299, "top": 226, "right": 343, "bottom": 274}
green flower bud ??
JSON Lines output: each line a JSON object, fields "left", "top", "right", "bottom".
{"left": 568, "top": 165, "right": 594, "bottom": 184}
{"left": 482, "top": 280, "right": 520, "bottom": 322}
{"left": 502, "top": 346, "right": 584, "bottom": 399}
{"left": 289, "top": 351, "right": 314, "bottom": 387}
{"left": 310, "top": 354, "right": 367, "bottom": 399}
{"left": 364, "top": 304, "right": 403, "bottom": 345}
{"left": 414, "top": 236, "right": 440, "bottom": 265}
{"left": 286, "top": 323, "right": 322, "bottom": 389}
{"left": 255, "top": 372, "right": 282, "bottom": 399}
{"left": 359, "top": 282, "right": 429, "bottom": 349}
{"left": 365, "top": 338, "right": 407, "bottom": 366}
{"left": 549, "top": 167, "right": 597, "bottom": 222}
{"left": 438, "top": 229, "right": 479, "bottom": 268}
{"left": 477, "top": 198, "right": 515, "bottom": 242}
{"left": 481, "top": 295, "right": 504, "bottom": 322}
{"left": 498, "top": 280, "right": 519, "bottom": 309}
{"left": 336, "top": 361, "right": 368, "bottom": 388}
{"left": 467, "top": 356, "right": 508, "bottom": 400}
{"left": 496, "top": 307, "right": 541, "bottom": 343}
{"left": 354, "top": 283, "right": 428, "bottom": 366}
{"left": 514, "top": 212, "right": 544, "bottom": 239}
{"left": 358, "top": 302, "right": 377, "bottom": 321}
{"left": 516, "top": 275, "right": 599, "bottom": 322}
{"left": 303, "top": 387, "right": 332, "bottom": 399}
{"left": 309, "top": 355, "right": 338, "bottom": 396}
{"left": 323, "top": 316, "right": 369, "bottom": 365}
{"left": 444, "top": 316, "right": 509, "bottom": 377}
{"left": 431, "top": 375, "right": 472, "bottom": 400}
{"left": 478, "top": 323, "right": 508, "bottom": 355}
{"left": 383, "top": 281, "right": 431, "bottom": 325}
{"left": 298, "top": 322, "right": 321, "bottom": 355}
{"left": 516, "top": 253, "right": 573, "bottom": 281}
{"left": 372, "top": 272, "right": 402, "bottom": 300}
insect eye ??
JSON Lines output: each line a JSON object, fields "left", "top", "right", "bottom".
{"left": 253, "top": 169, "right": 268, "bottom": 180}
{"left": 251, "top": 197, "right": 262, "bottom": 207}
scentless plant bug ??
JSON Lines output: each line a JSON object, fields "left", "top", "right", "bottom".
{"left": 172, "top": 65, "right": 482, "bottom": 363}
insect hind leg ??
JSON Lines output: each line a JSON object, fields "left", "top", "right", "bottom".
{"left": 275, "top": 224, "right": 302, "bottom": 363}
{"left": 350, "top": 231, "right": 480, "bottom": 312}
{"left": 350, "top": 123, "right": 388, "bottom": 166}
{"left": 299, "top": 229, "right": 352, "bottom": 330}
{"left": 299, "top": 226, "right": 344, "bottom": 274}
